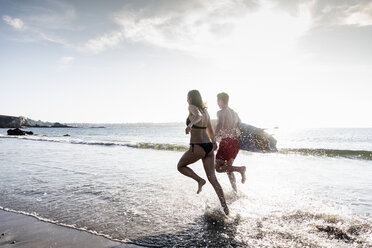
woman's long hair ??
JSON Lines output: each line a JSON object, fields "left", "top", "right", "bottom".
{"left": 188, "top": 90, "right": 206, "bottom": 113}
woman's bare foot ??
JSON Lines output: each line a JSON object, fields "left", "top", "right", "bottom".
{"left": 240, "top": 166, "right": 246, "bottom": 184}
{"left": 197, "top": 179, "right": 206, "bottom": 194}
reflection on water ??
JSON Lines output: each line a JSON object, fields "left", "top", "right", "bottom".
{"left": 132, "top": 208, "right": 371, "bottom": 247}
{"left": 132, "top": 209, "right": 243, "bottom": 247}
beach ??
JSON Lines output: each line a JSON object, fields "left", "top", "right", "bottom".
{"left": 2, "top": 0, "right": 372, "bottom": 246}
{"left": 0, "top": 125, "right": 371, "bottom": 247}
{"left": 0, "top": 209, "right": 140, "bottom": 248}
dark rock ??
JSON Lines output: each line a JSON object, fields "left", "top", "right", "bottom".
{"left": 7, "top": 128, "right": 33, "bottom": 136}
{"left": 11, "top": 241, "right": 16, "bottom": 244}
{"left": 51, "top": 122, "right": 73, "bottom": 128}
{"left": 238, "top": 123, "right": 277, "bottom": 152}
{"left": 25, "top": 124, "right": 49, "bottom": 128}
{"left": 0, "top": 115, "right": 25, "bottom": 128}
{"left": 63, "top": 134, "right": 70, "bottom": 136}
{"left": 1, "top": 115, "right": 74, "bottom": 128}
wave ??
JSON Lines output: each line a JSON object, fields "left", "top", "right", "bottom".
{"left": 280, "top": 148, "right": 372, "bottom": 161}
{"left": 2, "top": 206, "right": 371, "bottom": 247}
{"left": 0, "top": 134, "right": 127, "bottom": 147}
{"left": 0, "top": 206, "right": 130, "bottom": 243}
{"left": 1, "top": 134, "right": 372, "bottom": 160}
{"left": 135, "top": 142, "right": 188, "bottom": 151}
{"left": 0, "top": 134, "right": 188, "bottom": 151}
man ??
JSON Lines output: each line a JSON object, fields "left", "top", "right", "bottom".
{"left": 215, "top": 92, "right": 246, "bottom": 192}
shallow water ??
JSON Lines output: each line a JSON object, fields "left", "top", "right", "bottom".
{"left": 0, "top": 126, "right": 371, "bottom": 247}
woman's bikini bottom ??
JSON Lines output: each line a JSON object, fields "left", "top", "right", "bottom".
{"left": 190, "top": 143, "right": 213, "bottom": 157}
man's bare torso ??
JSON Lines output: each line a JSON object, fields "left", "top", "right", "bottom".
{"left": 215, "top": 107, "right": 240, "bottom": 139}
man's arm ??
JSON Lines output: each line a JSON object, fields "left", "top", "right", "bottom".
{"left": 234, "top": 110, "right": 241, "bottom": 136}
{"left": 215, "top": 110, "right": 224, "bottom": 140}
{"left": 236, "top": 110, "right": 241, "bottom": 124}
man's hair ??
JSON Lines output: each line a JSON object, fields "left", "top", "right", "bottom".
{"left": 217, "top": 92, "right": 229, "bottom": 105}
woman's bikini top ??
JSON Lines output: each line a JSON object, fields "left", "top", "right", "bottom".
{"left": 186, "top": 117, "right": 207, "bottom": 129}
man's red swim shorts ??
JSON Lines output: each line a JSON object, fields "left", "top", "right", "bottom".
{"left": 216, "top": 137, "right": 240, "bottom": 161}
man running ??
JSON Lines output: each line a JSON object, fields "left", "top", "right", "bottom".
{"left": 215, "top": 92, "right": 246, "bottom": 192}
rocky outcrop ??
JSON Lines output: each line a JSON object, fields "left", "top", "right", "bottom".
{"left": 238, "top": 123, "right": 277, "bottom": 152}
{"left": 51, "top": 122, "right": 71, "bottom": 128}
{"left": 0, "top": 115, "right": 26, "bottom": 128}
{"left": 0, "top": 115, "right": 73, "bottom": 128}
{"left": 7, "top": 128, "right": 33, "bottom": 135}
{"left": 211, "top": 119, "right": 277, "bottom": 152}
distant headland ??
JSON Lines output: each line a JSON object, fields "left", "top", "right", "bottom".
{"left": 0, "top": 115, "right": 73, "bottom": 128}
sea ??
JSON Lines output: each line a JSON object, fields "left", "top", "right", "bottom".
{"left": 0, "top": 124, "right": 371, "bottom": 247}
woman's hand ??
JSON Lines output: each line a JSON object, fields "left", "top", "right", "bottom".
{"left": 185, "top": 126, "right": 192, "bottom": 134}
{"left": 212, "top": 142, "right": 217, "bottom": 151}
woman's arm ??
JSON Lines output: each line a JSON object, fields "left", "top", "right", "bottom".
{"left": 187, "top": 105, "right": 202, "bottom": 127}
{"left": 186, "top": 105, "right": 202, "bottom": 134}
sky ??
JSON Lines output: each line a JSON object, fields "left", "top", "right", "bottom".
{"left": 0, "top": 0, "right": 371, "bottom": 128}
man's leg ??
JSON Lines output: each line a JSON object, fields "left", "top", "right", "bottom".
{"left": 215, "top": 158, "right": 238, "bottom": 192}
{"left": 226, "top": 159, "right": 237, "bottom": 192}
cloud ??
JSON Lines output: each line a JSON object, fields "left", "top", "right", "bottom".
{"left": 84, "top": 31, "right": 124, "bottom": 54}
{"left": 1, "top": 6, "right": 72, "bottom": 46}
{"left": 1, "top": 0, "right": 78, "bottom": 47}
{"left": 273, "top": 0, "right": 372, "bottom": 27}
{"left": 83, "top": 0, "right": 302, "bottom": 56}
{"left": 26, "top": 2, "right": 78, "bottom": 30}
{"left": 342, "top": 2, "right": 372, "bottom": 26}
{"left": 300, "top": 25, "right": 372, "bottom": 64}
{"left": 2, "top": 15, "right": 25, "bottom": 29}
{"left": 270, "top": 0, "right": 372, "bottom": 64}
{"left": 59, "top": 56, "right": 75, "bottom": 64}
{"left": 57, "top": 56, "right": 75, "bottom": 70}
{"left": 38, "top": 31, "right": 68, "bottom": 45}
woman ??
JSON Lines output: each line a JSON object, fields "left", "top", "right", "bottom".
{"left": 177, "top": 90, "right": 229, "bottom": 215}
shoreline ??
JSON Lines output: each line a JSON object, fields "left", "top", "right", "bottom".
{"left": 0, "top": 209, "right": 141, "bottom": 248}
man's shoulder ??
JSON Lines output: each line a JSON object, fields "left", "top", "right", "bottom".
{"left": 229, "top": 107, "right": 239, "bottom": 116}
{"left": 228, "top": 106, "right": 236, "bottom": 112}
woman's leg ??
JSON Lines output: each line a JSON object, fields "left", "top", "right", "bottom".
{"left": 202, "top": 153, "right": 229, "bottom": 215}
{"left": 177, "top": 146, "right": 206, "bottom": 194}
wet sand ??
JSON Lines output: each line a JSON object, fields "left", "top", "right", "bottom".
{"left": 0, "top": 210, "right": 141, "bottom": 248}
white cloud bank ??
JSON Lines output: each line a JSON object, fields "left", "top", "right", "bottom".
{"left": 81, "top": 0, "right": 372, "bottom": 56}
{"left": 83, "top": 0, "right": 312, "bottom": 61}
{"left": 2, "top": 15, "right": 25, "bottom": 29}
{"left": 343, "top": 2, "right": 372, "bottom": 26}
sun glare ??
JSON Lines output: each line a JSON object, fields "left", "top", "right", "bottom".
{"left": 185, "top": 2, "right": 315, "bottom": 128}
